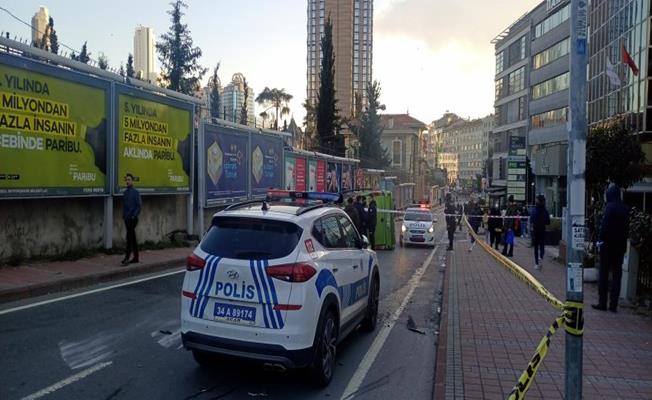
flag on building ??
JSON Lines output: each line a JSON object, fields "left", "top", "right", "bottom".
{"left": 606, "top": 58, "right": 621, "bottom": 87}
{"left": 622, "top": 44, "right": 639, "bottom": 76}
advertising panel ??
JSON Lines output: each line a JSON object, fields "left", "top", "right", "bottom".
{"left": 250, "top": 133, "right": 283, "bottom": 196}
{"left": 326, "top": 162, "right": 339, "bottom": 193}
{"left": 316, "top": 160, "right": 326, "bottom": 192}
{"left": 308, "top": 160, "right": 317, "bottom": 191}
{"left": 285, "top": 154, "right": 296, "bottom": 190}
{"left": 203, "top": 124, "right": 248, "bottom": 203}
{"left": 116, "top": 85, "right": 192, "bottom": 193}
{"left": 0, "top": 56, "right": 109, "bottom": 197}
{"left": 341, "top": 164, "right": 353, "bottom": 192}
{"left": 295, "top": 156, "right": 306, "bottom": 191}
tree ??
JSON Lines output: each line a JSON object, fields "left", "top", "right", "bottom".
{"left": 157, "top": 0, "right": 207, "bottom": 95}
{"left": 255, "top": 87, "right": 292, "bottom": 130}
{"left": 77, "top": 41, "right": 90, "bottom": 64}
{"left": 126, "top": 54, "right": 135, "bottom": 78}
{"left": 209, "top": 62, "right": 221, "bottom": 120}
{"left": 259, "top": 111, "right": 269, "bottom": 129}
{"left": 49, "top": 17, "right": 59, "bottom": 55}
{"left": 69, "top": 51, "right": 77, "bottom": 61}
{"left": 118, "top": 64, "right": 126, "bottom": 77}
{"left": 315, "top": 18, "right": 343, "bottom": 156}
{"left": 302, "top": 98, "right": 317, "bottom": 150}
{"left": 356, "top": 80, "right": 390, "bottom": 168}
{"left": 98, "top": 53, "right": 109, "bottom": 70}
{"left": 240, "top": 77, "right": 250, "bottom": 125}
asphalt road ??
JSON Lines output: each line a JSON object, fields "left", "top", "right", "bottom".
{"left": 0, "top": 224, "right": 447, "bottom": 400}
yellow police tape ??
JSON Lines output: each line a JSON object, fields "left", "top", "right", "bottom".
{"left": 462, "top": 217, "right": 584, "bottom": 399}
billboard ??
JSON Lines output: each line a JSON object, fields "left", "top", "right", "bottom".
{"left": 316, "top": 160, "right": 326, "bottom": 192}
{"left": 250, "top": 133, "right": 283, "bottom": 196}
{"left": 326, "top": 162, "right": 339, "bottom": 192}
{"left": 0, "top": 55, "right": 109, "bottom": 197}
{"left": 285, "top": 154, "right": 296, "bottom": 190}
{"left": 295, "top": 157, "right": 306, "bottom": 191}
{"left": 308, "top": 160, "right": 317, "bottom": 191}
{"left": 341, "top": 164, "right": 353, "bottom": 192}
{"left": 203, "top": 124, "right": 248, "bottom": 203}
{"left": 115, "top": 85, "right": 192, "bottom": 193}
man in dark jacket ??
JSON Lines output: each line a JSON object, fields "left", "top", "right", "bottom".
{"left": 488, "top": 205, "right": 502, "bottom": 250}
{"left": 502, "top": 195, "right": 519, "bottom": 257}
{"left": 530, "top": 195, "right": 550, "bottom": 270}
{"left": 466, "top": 196, "right": 481, "bottom": 252}
{"left": 122, "top": 173, "right": 142, "bottom": 265}
{"left": 593, "top": 185, "right": 629, "bottom": 312}
{"left": 445, "top": 194, "right": 457, "bottom": 251}
{"left": 345, "top": 197, "right": 360, "bottom": 231}
{"left": 367, "top": 195, "right": 378, "bottom": 248}
{"left": 354, "top": 196, "right": 368, "bottom": 237}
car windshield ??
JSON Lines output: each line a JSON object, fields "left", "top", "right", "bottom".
{"left": 201, "top": 217, "right": 303, "bottom": 259}
{"left": 404, "top": 212, "right": 432, "bottom": 222}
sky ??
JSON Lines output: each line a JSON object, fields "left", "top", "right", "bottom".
{"left": 1, "top": 0, "right": 542, "bottom": 126}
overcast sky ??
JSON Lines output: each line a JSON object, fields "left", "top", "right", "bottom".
{"left": 1, "top": 0, "right": 541, "bottom": 125}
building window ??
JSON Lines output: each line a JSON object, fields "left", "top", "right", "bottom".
{"left": 518, "top": 97, "right": 527, "bottom": 120}
{"left": 531, "top": 107, "right": 568, "bottom": 128}
{"left": 534, "top": 3, "right": 570, "bottom": 38}
{"left": 508, "top": 66, "right": 525, "bottom": 94}
{"left": 533, "top": 37, "right": 570, "bottom": 69}
{"left": 532, "top": 71, "right": 570, "bottom": 99}
{"left": 392, "top": 140, "right": 401, "bottom": 166}
{"left": 519, "top": 36, "right": 526, "bottom": 60}
{"left": 495, "top": 79, "right": 504, "bottom": 99}
{"left": 496, "top": 51, "right": 504, "bottom": 73}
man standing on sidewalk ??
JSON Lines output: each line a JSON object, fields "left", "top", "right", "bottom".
{"left": 488, "top": 205, "right": 502, "bottom": 250}
{"left": 122, "top": 173, "right": 142, "bottom": 266}
{"left": 530, "top": 194, "right": 550, "bottom": 270}
{"left": 502, "top": 195, "right": 518, "bottom": 257}
{"left": 445, "top": 194, "right": 457, "bottom": 251}
{"left": 593, "top": 185, "right": 629, "bottom": 312}
{"left": 367, "top": 194, "right": 378, "bottom": 249}
{"left": 354, "top": 195, "right": 368, "bottom": 238}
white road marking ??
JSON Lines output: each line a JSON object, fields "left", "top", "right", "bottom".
{"left": 340, "top": 232, "right": 444, "bottom": 400}
{"left": 19, "top": 361, "right": 113, "bottom": 400}
{"left": 157, "top": 329, "right": 182, "bottom": 348}
{"left": 59, "top": 335, "right": 115, "bottom": 370}
{"left": 0, "top": 269, "right": 185, "bottom": 316}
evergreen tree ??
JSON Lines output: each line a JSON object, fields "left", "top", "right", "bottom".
{"left": 209, "top": 62, "right": 221, "bottom": 120}
{"left": 98, "top": 53, "right": 109, "bottom": 70}
{"left": 78, "top": 41, "right": 90, "bottom": 64}
{"left": 69, "top": 51, "right": 77, "bottom": 61}
{"left": 49, "top": 17, "right": 59, "bottom": 55}
{"left": 119, "top": 64, "right": 126, "bottom": 77}
{"left": 302, "top": 98, "right": 317, "bottom": 150}
{"left": 358, "top": 80, "right": 390, "bottom": 168}
{"left": 157, "top": 1, "right": 207, "bottom": 95}
{"left": 126, "top": 53, "right": 135, "bottom": 78}
{"left": 316, "top": 18, "right": 343, "bottom": 156}
{"left": 240, "top": 77, "right": 250, "bottom": 125}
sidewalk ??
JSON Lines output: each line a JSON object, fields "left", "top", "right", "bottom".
{"left": 0, "top": 247, "right": 191, "bottom": 304}
{"left": 435, "top": 228, "right": 652, "bottom": 400}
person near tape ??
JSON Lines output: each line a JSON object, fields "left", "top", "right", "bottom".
{"left": 502, "top": 195, "right": 519, "bottom": 257}
{"left": 466, "top": 196, "right": 482, "bottom": 252}
{"left": 344, "top": 197, "right": 360, "bottom": 231}
{"left": 367, "top": 194, "right": 378, "bottom": 249}
{"left": 488, "top": 205, "right": 502, "bottom": 250}
{"left": 445, "top": 194, "right": 457, "bottom": 251}
{"left": 530, "top": 194, "right": 550, "bottom": 270}
{"left": 593, "top": 184, "right": 629, "bottom": 313}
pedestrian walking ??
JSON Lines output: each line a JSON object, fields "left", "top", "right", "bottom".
{"left": 593, "top": 185, "right": 630, "bottom": 313}
{"left": 502, "top": 195, "right": 518, "bottom": 257}
{"left": 445, "top": 194, "right": 457, "bottom": 251}
{"left": 344, "top": 197, "right": 360, "bottom": 230}
{"left": 482, "top": 209, "right": 489, "bottom": 235}
{"left": 354, "top": 195, "right": 368, "bottom": 237}
{"left": 530, "top": 195, "right": 550, "bottom": 270}
{"left": 122, "top": 173, "right": 142, "bottom": 265}
{"left": 488, "top": 205, "right": 502, "bottom": 250}
{"left": 466, "top": 196, "right": 481, "bottom": 252}
{"left": 367, "top": 195, "right": 378, "bottom": 248}
{"left": 456, "top": 203, "right": 463, "bottom": 232}
{"left": 521, "top": 206, "right": 530, "bottom": 238}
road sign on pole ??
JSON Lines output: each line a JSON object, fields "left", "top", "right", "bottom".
{"left": 566, "top": 0, "right": 587, "bottom": 398}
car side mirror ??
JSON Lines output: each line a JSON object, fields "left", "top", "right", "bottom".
{"left": 360, "top": 235, "right": 370, "bottom": 249}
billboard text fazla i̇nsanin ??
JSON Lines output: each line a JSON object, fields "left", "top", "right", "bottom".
{"left": 117, "top": 91, "right": 192, "bottom": 193}
{"left": 0, "top": 62, "right": 108, "bottom": 196}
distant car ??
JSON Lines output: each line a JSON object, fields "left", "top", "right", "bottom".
{"left": 400, "top": 206, "right": 436, "bottom": 247}
{"left": 181, "top": 191, "right": 380, "bottom": 386}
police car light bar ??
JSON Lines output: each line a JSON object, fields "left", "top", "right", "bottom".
{"left": 266, "top": 190, "right": 343, "bottom": 204}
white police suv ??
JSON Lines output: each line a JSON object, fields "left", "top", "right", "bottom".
{"left": 399, "top": 206, "right": 436, "bottom": 247}
{"left": 181, "top": 191, "right": 380, "bottom": 386}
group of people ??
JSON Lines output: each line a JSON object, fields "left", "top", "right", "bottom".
{"left": 344, "top": 194, "right": 378, "bottom": 248}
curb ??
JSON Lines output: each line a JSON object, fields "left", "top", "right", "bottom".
{"left": 0, "top": 258, "right": 186, "bottom": 305}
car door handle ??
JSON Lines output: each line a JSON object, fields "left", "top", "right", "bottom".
{"left": 352, "top": 265, "right": 358, "bottom": 269}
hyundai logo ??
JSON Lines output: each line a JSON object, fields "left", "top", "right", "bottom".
{"left": 227, "top": 270, "right": 239, "bottom": 280}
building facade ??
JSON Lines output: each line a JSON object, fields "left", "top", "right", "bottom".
{"left": 492, "top": 11, "right": 531, "bottom": 205}
{"left": 379, "top": 114, "right": 427, "bottom": 186}
{"left": 133, "top": 26, "right": 157, "bottom": 83}
{"left": 588, "top": 0, "right": 652, "bottom": 211}
{"left": 31, "top": 6, "right": 49, "bottom": 48}
{"left": 306, "top": 0, "right": 373, "bottom": 117}
{"left": 528, "top": 1, "right": 570, "bottom": 216}
{"left": 222, "top": 73, "right": 255, "bottom": 126}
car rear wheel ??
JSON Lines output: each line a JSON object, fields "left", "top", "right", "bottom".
{"left": 309, "top": 309, "right": 338, "bottom": 386}
{"left": 361, "top": 274, "right": 379, "bottom": 332}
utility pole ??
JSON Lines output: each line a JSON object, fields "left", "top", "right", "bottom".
{"left": 566, "top": 0, "right": 587, "bottom": 399}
